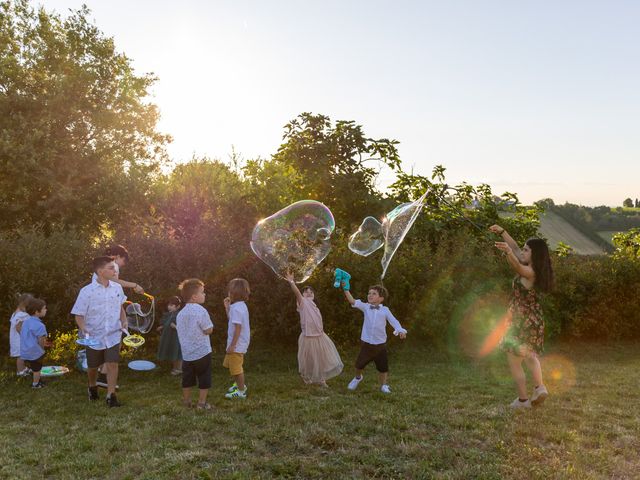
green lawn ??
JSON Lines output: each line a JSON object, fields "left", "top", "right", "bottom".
{"left": 1, "top": 343, "right": 639, "bottom": 479}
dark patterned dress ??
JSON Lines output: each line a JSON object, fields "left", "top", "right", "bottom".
{"left": 157, "top": 311, "right": 182, "bottom": 361}
{"left": 501, "top": 277, "right": 545, "bottom": 355}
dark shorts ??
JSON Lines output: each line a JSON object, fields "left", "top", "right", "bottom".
{"left": 355, "top": 341, "right": 389, "bottom": 373}
{"left": 25, "top": 355, "right": 45, "bottom": 373}
{"left": 182, "top": 353, "right": 212, "bottom": 389}
{"left": 86, "top": 344, "right": 121, "bottom": 368}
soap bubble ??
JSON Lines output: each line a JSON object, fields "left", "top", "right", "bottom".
{"left": 381, "top": 191, "right": 427, "bottom": 278}
{"left": 348, "top": 216, "right": 384, "bottom": 256}
{"left": 250, "top": 200, "right": 335, "bottom": 283}
{"left": 347, "top": 192, "right": 427, "bottom": 278}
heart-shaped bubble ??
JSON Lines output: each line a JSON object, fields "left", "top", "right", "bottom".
{"left": 348, "top": 216, "right": 384, "bottom": 256}
{"left": 250, "top": 200, "right": 335, "bottom": 283}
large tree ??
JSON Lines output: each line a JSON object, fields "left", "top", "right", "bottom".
{"left": 243, "top": 112, "right": 401, "bottom": 225}
{"left": 0, "top": 0, "right": 170, "bottom": 233}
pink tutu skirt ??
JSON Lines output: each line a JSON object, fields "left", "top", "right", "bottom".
{"left": 297, "top": 333, "right": 343, "bottom": 384}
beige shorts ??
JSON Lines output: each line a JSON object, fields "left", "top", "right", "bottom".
{"left": 223, "top": 353, "right": 244, "bottom": 376}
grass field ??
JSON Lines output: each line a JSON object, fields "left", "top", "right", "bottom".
{"left": 2, "top": 342, "right": 640, "bottom": 479}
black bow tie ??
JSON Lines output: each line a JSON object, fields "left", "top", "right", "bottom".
{"left": 369, "top": 305, "right": 381, "bottom": 310}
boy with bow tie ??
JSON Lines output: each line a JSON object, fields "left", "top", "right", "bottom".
{"left": 342, "top": 283, "right": 407, "bottom": 394}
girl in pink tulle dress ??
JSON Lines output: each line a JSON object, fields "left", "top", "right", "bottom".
{"left": 286, "top": 273, "right": 343, "bottom": 386}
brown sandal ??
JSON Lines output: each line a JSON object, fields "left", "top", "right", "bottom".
{"left": 196, "top": 402, "right": 212, "bottom": 410}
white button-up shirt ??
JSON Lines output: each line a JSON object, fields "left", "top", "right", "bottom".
{"left": 353, "top": 299, "right": 407, "bottom": 345}
{"left": 71, "top": 279, "right": 127, "bottom": 350}
{"left": 177, "top": 303, "right": 214, "bottom": 361}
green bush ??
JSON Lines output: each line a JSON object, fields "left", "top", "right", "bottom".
{"left": 546, "top": 254, "right": 640, "bottom": 340}
{"left": 0, "top": 225, "right": 94, "bottom": 351}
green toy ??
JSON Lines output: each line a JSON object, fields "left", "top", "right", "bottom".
{"left": 333, "top": 268, "right": 351, "bottom": 291}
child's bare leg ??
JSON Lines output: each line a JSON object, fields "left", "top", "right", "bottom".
{"left": 32, "top": 370, "right": 41, "bottom": 384}
{"left": 507, "top": 352, "right": 528, "bottom": 399}
{"left": 182, "top": 387, "right": 192, "bottom": 403}
{"left": 87, "top": 367, "right": 98, "bottom": 386}
{"left": 198, "top": 388, "right": 209, "bottom": 404}
{"left": 173, "top": 360, "right": 182, "bottom": 371}
{"left": 106, "top": 362, "right": 118, "bottom": 396}
{"left": 16, "top": 358, "right": 26, "bottom": 373}
{"left": 235, "top": 373, "right": 245, "bottom": 390}
{"left": 378, "top": 372, "right": 388, "bottom": 386}
{"left": 524, "top": 353, "right": 544, "bottom": 387}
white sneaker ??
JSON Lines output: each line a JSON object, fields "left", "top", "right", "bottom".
{"left": 225, "top": 387, "right": 247, "bottom": 399}
{"left": 16, "top": 369, "right": 30, "bottom": 377}
{"left": 380, "top": 384, "right": 391, "bottom": 394}
{"left": 509, "top": 397, "right": 531, "bottom": 409}
{"left": 531, "top": 385, "right": 549, "bottom": 406}
{"left": 347, "top": 376, "right": 363, "bottom": 391}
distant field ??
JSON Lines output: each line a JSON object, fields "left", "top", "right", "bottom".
{"left": 596, "top": 231, "right": 619, "bottom": 245}
{"left": 537, "top": 211, "right": 605, "bottom": 255}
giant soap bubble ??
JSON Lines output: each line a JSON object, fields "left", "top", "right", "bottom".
{"left": 250, "top": 200, "right": 335, "bottom": 283}
{"left": 381, "top": 191, "right": 427, "bottom": 278}
{"left": 348, "top": 216, "right": 384, "bottom": 256}
{"left": 348, "top": 192, "right": 427, "bottom": 278}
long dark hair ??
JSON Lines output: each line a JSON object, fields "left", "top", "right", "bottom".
{"left": 526, "top": 238, "right": 554, "bottom": 293}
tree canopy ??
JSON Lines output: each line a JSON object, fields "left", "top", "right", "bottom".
{"left": 0, "top": 0, "right": 169, "bottom": 233}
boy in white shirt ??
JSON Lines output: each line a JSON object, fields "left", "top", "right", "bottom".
{"left": 176, "top": 278, "right": 214, "bottom": 410}
{"left": 343, "top": 283, "right": 407, "bottom": 394}
{"left": 89, "top": 245, "right": 143, "bottom": 388}
{"left": 223, "top": 278, "right": 251, "bottom": 399}
{"left": 71, "top": 256, "right": 127, "bottom": 407}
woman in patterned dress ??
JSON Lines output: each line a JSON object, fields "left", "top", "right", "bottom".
{"left": 490, "top": 224, "right": 554, "bottom": 409}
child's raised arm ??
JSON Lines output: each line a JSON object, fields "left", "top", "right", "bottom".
{"left": 490, "top": 225, "right": 524, "bottom": 263}
{"left": 495, "top": 241, "right": 534, "bottom": 280}
{"left": 343, "top": 289, "right": 356, "bottom": 306}
{"left": 286, "top": 272, "right": 304, "bottom": 304}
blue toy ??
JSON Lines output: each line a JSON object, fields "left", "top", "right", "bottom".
{"left": 333, "top": 268, "right": 351, "bottom": 291}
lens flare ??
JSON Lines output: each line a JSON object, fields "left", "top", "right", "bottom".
{"left": 541, "top": 353, "right": 577, "bottom": 394}
{"left": 455, "top": 291, "right": 510, "bottom": 359}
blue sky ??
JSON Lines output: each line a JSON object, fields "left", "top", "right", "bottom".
{"left": 40, "top": 0, "right": 640, "bottom": 206}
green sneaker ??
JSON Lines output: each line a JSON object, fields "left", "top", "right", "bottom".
{"left": 225, "top": 387, "right": 247, "bottom": 399}
{"left": 227, "top": 382, "right": 238, "bottom": 393}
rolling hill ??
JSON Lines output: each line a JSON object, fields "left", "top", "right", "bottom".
{"left": 538, "top": 210, "right": 605, "bottom": 255}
